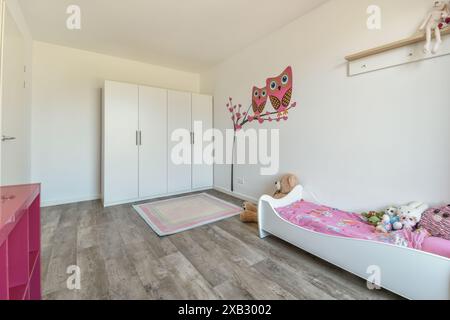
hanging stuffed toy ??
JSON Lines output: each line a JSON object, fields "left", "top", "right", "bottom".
{"left": 420, "top": 1, "right": 450, "bottom": 54}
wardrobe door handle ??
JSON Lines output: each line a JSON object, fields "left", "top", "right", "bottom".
{"left": 139, "top": 131, "right": 142, "bottom": 146}
{"left": 1, "top": 135, "right": 16, "bottom": 142}
{"left": 136, "top": 131, "right": 139, "bottom": 146}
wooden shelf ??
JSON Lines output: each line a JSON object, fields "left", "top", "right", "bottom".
{"left": 346, "top": 27, "right": 450, "bottom": 61}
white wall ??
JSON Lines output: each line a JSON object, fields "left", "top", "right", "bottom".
{"left": 201, "top": 0, "right": 450, "bottom": 211}
{"left": 32, "top": 41, "right": 200, "bottom": 206}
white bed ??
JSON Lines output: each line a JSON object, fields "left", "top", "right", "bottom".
{"left": 258, "top": 185, "right": 450, "bottom": 300}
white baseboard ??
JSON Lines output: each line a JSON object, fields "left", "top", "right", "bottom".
{"left": 213, "top": 186, "right": 259, "bottom": 204}
{"left": 103, "top": 187, "right": 213, "bottom": 208}
{"left": 41, "top": 195, "right": 101, "bottom": 208}
{"left": 41, "top": 187, "right": 257, "bottom": 208}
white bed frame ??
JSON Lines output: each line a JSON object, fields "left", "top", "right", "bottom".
{"left": 258, "top": 185, "right": 450, "bottom": 300}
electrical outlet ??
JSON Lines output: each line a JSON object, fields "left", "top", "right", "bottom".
{"left": 237, "top": 178, "right": 245, "bottom": 185}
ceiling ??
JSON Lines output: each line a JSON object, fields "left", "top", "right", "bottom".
{"left": 18, "top": 0, "right": 327, "bottom": 72}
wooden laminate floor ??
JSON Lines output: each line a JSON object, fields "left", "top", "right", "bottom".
{"left": 41, "top": 190, "right": 401, "bottom": 300}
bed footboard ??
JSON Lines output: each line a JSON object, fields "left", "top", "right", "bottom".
{"left": 258, "top": 185, "right": 304, "bottom": 238}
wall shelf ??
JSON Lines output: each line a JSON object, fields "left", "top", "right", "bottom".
{"left": 346, "top": 27, "right": 450, "bottom": 61}
{"left": 345, "top": 27, "right": 450, "bottom": 76}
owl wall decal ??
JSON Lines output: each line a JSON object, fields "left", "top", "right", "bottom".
{"left": 252, "top": 86, "right": 268, "bottom": 115}
{"left": 266, "top": 66, "right": 293, "bottom": 113}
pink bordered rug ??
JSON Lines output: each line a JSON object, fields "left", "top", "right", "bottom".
{"left": 133, "top": 193, "right": 243, "bottom": 236}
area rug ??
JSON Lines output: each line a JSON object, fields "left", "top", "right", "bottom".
{"left": 133, "top": 193, "right": 243, "bottom": 236}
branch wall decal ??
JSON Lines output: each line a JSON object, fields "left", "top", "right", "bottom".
{"left": 226, "top": 66, "right": 298, "bottom": 191}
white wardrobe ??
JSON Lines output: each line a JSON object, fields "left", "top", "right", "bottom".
{"left": 102, "top": 80, "right": 213, "bottom": 207}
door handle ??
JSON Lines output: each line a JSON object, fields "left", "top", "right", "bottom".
{"left": 1, "top": 135, "right": 16, "bottom": 142}
{"left": 136, "top": 131, "right": 142, "bottom": 146}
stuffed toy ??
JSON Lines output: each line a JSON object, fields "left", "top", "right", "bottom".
{"left": 361, "top": 211, "right": 385, "bottom": 226}
{"left": 376, "top": 206, "right": 403, "bottom": 233}
{"left": 397, "top": 202, "right": 429, "bottom": 231}
{"left": 273, "top": 174, "right": 299, "bottom": 199}
{"left": 420, "top": 1, "right": 449, "bottom": 54}
{"left": 240, "top": 202, "right": 259, "bottom": 223}
{"left": 375, "top": 202, "right": 429, "bottom": 233}
{"left": 240, "top": 174, "right": 299, "bottom": 223}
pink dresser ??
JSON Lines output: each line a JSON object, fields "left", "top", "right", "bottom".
{"left": 0, "top": 184, "right": 41, "bottom": 300}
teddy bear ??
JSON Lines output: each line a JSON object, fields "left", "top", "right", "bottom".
{"left": 240, "top": 174, "right": 299, "bottom": 223}
{"left": 376, "top": 206, "right": 403, "bottom": 233}
{"left": 273, "top": 174, "right": 299, "bottom": 199}
{"left": 239, "top": 202, "right": 259, "bottom": 223}
{"left": 397, "top": 202, "right": 429, "bottom": 231}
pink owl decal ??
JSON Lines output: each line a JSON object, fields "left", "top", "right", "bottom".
{"left": 266, "top": 66, "right": 293, "bottom": 112}
{"left": 226, "top": 67, "right": 297, "bottom": 192}
{"left": 252, "top": 86, "right": 267, "bottom": 115}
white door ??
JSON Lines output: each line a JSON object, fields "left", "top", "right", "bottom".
{"left": 167, "top": 90, "right": 191, "bottom": 193}
{"left": 1, "top": 6, "right": 27, "bottom": 185}
{"left": 103, "top": 81, "right": 139, "bottom": 205}
{"left": 138, "top": 86, "right": 168, "bottom": 198}
{"left": 0, "top": 0, "right": 3, "bottom": 182}
{"left": 192, "top": 94, "right": 213, "bottom": 189}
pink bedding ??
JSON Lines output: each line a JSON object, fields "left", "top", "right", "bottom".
{"left": 276, "top": 200, "right": 431, "bottom": 251}
{"left": 422, "top": 237, "right": 450, "bottom": 258}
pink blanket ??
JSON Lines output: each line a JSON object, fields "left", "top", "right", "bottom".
{"left": 276, "top": 200, "right": 428, "bottom": 249}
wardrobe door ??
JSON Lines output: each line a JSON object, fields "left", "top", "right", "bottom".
{"left": 139, "top": 86, "right": 168, "bottom": 198}
{"left": 167, "top": 90, "right": 192, "bottom": 193}
{"left": 192, "top": 94, "right": 214, "bottom": 189}
{"left": 103, "top": 81, "right": 139, "bottom": 205}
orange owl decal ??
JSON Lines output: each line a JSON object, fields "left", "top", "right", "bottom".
{"left": 266, "top": 66, "right": 293, "bottom": 113}
{"left": 252, "top": 86, "right": 267, "bottom": 115}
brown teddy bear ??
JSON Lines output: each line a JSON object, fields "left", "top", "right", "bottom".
{"left": 240, "top": 174, "right": 299, "bottom": 223}
{"left": 240, "top": 202, "right": 259, "bottom": 223}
